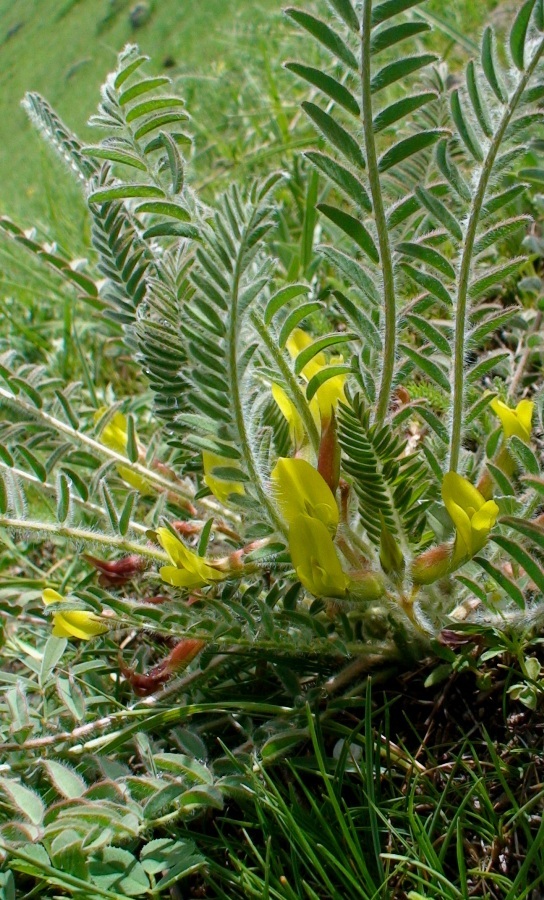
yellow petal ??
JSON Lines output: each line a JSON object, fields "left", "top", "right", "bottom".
{"left": 202, "top": 451, "right": 244, "bottom": 504}
{"left": 95, "top": 408, "right": 151, "bottom": 493}
{"left": 95, "top": 408, "right": 129, "bottom": 455}
{"left": 490, "top": 397, "right": 533, "bottom": 442}
{"left": 470, "top": 500, "right": 499, "bottom": 553}
{"left": 117, "top": 465, "right": 151, "bottom": 495}
{"left": 272, "top": 384, "right": 307, "bottom": 447}
{"left": 442, "top": 472, "right": 497, "bottom": 561}
{"left": 52, "top": 611, "right": 108, "bottom": 640}
{"left": 271, "top": 457, "right": 339, "bottom": 533}
{"left": 43, "top": 589, "right": 64, "bottom": 607}
{"left": 286, "top": 329, "right": 326, "bottom": 381}
{"left": 289, "top": 514, "right": 348, "bottom": 597}
{"left": 314, "top": 372, "right": 346, "bottom": 421}
{"left": 515, "top": 399, "right": 534, "bottom": 442}
{"left": 157, "top": 528, "right": 225, "bottom": 584}
{"left": 159, "top": 566, "right": 206, "bottom": 589}
{"left": 442, "top": 471, "right": 485, "bottom": 516}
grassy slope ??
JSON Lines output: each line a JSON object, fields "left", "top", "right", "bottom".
{"left": 0, "top": 0, "right": 282, "bottom": 223}
{"left": 0, "top": 0, "right": 499, "bottom": 225}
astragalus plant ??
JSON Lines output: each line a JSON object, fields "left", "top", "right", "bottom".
{"left": 1, "top": 0, "right": 544, "bottom": 701}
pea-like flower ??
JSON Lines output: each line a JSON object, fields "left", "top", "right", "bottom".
{"left": 95, "top": 408, "right": 150, "bottom": 494}
{"left": 289, "top": 514, "right": 348, "bottom": 598}
{"left": 271, "top": 457, "right": 339, "bottom": 534}
{"left": 157, "top": 527, "right": 228, "bottom": 589}
{"left": 412, "top": 474, "right": 499, "bottom": 584}
{"left": 490, "top": 397, "right": 534, "bottom": 443}
{"left": 42, "top": 589, "right": 109, "bottom": 640}
{"left": 202, "top": 451, "right": 244, "bottom": 504}
{"left": 442, "top": 472, "right": 499, "bottom": 564}
{"left": 272, "top": 329, "right": 346, "bottom": 447}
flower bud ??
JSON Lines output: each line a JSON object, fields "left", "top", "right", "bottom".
{"left": 411, "top": 543, "right": 453, "bottom": 585}
{"left": 317, "top": 409, "right": 340, "bottom": 493}
{"left": 84, "top": 554, "right": 147, "bottom": 587}
{"left": 347, "top": 570, "right": 385, "bottom": 601}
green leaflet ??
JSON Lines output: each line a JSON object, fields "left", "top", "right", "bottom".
{"left": 474, "top": 556, "right": 526, "bottom": 608}
{"left": 371, "top": 0, "right": 428, "bottom": 27}
{"left": 469, "top": 258, "right": 527, "bottom": 298}
{"left": 326, "top": 0, "right": 359, "bottom": 31}
{"left": 373, "top": 92, "right": 437, "bottom": 133}
{"left": 304, "top": 151, "right": 372, "bottom": 210}
{"left": 285, "top": 63, "right": 360, "bottom": 116}
{"left": 317, "top": 204, "right": 379, "bottom": 263}
{"left": 377, "top": 129, "right": 445, "bottom": 172}
{"left": 450, "top": 89, "right": 484, "bottom": 161}
{"left": 397, "top": 240, "right": 456, "bottom": 280}
{"left": 510, "top": 0, "right": 537, "bottom": 70}
{"left": 370, "top": 21, "right": 430, "bottom": 55}
{"left": 302, "top": 102, "right": 366, "bottom": 169}
{"left": 88, "top": 185, "right": 165, "bottom": 204}
{"left": 265, "top": 285, "right": 310, "bottom": 324}
{"left": 371, "top": 54, "right": 437, "bottom": 93}
{"left": 294, "top": 332, "right": 357, "bottom": 374}
{"left": 399, "top": 344, "right": 450, "bottom": 392}
{"left": 118, "top": 76, "right": 170, "bottom": 105}
{"left": 466, "top": 61, "right": 493, "bottom": 138}
{"left": 284, "top": 8, "right": 358, "bottom": 70}
{"left": 481, "top": 27, "right": 508, "bottom": 103}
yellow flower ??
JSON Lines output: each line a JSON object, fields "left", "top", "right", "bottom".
{"left": 95, "top": 409, "right": 129, "bottom": 455}
{"left": 202, "top": 451, "right": 244, "bottom": 505}
{"left": 289, "top": 514, "right": 348, "bottom": 597}
{"left": 157, "top": 527, "right": 227, "bottom": 589}
{"left": 442, "top": 472, "right": 499, "bottom": 564}
{"left": 272, "top": 329, "right": 346, "bottom": 447}
{"left": 287, "top": 329, "right": 346, "bottom": 419}
{"left": 490, "top": 397, "right": 534, "bottom": 443}
{"left": 95, "top": 408, "right": 151, "bottom": 494}
{"left": 271, "top": 384, "right": 306, "bottom": 448}
{"left": 271, "top": 457, "right": 339, "bottom": 534}
{"left": 42, "top": 589, "right": 109, "bottom": 640}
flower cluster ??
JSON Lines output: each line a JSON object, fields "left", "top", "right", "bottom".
{"left": 95, "top": 408, "right": 151, "bottom": 494}
{"left": 412, "top": 474, "right": 499, "bottom": 584}
{"left": 272, "top": 329, "right": 346, "bottom": 448}
{"left": 271, "top": 457, "right": 349, "bottom": 598}
{"left": 157, "top": 526, "right": 229, "bottom": 589}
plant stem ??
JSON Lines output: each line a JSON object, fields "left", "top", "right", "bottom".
{"left": 0, "top": 384, "right": 224, "bottom": 516}
{"left": 508, "top": 310, "right": 542, "bottom": 399}
{"left": 228, "top": 215, "right": 286, "bottom": 536}
{"left": 361, "top": 0, "right": 396, "bottom": 426}
{"left": 0, "top": 461, "right": 148, "bottom": 534}
{"left": 0, "top": 516, "right": 167, "bottom": 561}
{"left": 449, "top": 37, "right": 544, "bottom": 471}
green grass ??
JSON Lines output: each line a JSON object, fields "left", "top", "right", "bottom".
{"left": 0, "top": 0, "right": 501, "bottom": 224}
{"left": 0, "top": 0, "right": 283, "bottom": 223}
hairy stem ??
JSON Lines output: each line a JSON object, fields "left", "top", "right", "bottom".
{"left": 228, "top": 220, "right": 286, "bottom": 535}
{"left": 361, "top": 0, "right": 397, "bottom": 425}
{"left": 0, "top": 384, "right": 224, "bottom": 515}
{"left": 449, "top": 37, "right": 544, "bottom": 471}
{"left": 0, "top": 462, "right": 148, "bottom": 535}
{"left": 0, "top": 516, "right": 167, "bottom": 561}
{"left": 508, "top": 310, "right": 543, "bottom": 399}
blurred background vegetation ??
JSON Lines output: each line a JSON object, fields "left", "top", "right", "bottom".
{"left": 0, "top": 0, "right": 503, "bottom": 223}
